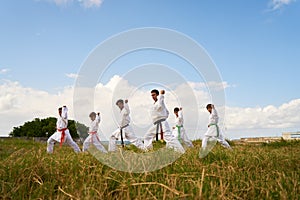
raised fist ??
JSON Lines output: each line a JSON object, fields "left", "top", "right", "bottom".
{"left": 160, "top": 90, "right": 165, "bottom": 95}
{"left": 125, "top": 99, "right": 128, "bottom": 103}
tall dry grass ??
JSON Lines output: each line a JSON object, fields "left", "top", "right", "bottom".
{"left": 0, "top": 138, "right": 299, "bottom": 199}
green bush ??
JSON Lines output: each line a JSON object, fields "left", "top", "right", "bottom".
{"left": 9, "top": 118, "right": 88, "bottom": 139}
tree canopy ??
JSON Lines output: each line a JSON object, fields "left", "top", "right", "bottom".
{"left": 10, "top": 117, "right": 88, "bottom": 139}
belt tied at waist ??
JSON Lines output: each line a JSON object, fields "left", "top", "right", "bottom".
{"left": 120, "top": 124, "right": 129, "bottom": 147}
{"left": 176, "top": 125, "right": 183, "bottom": 141}
{"left": 209, "top": 123, "right": 219, "bottom": 137}
{"left": 154, "top": 119, "right": 166, "bottom": 141}
{"left": 89, "top": 131, "right": 101, "bottom": 143}
{"left": 57, "top": 128, "right": 68, "bottom": 147}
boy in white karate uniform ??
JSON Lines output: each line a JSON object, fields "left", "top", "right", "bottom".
{"left": 201, "top": 104, "right": 231, "bottom": 152}
{"left": 47, "top": 106, "right": 81, "bottom": 153}
{"left": 144, "top": 89, "right": 185, "bottom": 153}
{"left": 83, "top": 112, "right": 107, "bottom": 153}
{"left": 108, "top": 99, "right": 144, "bottom": 152}
{"left": 172, "top": 107, "right": 194, "bottom": 148}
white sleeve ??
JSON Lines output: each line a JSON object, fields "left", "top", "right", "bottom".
{"left": 177, "top": 110, "right": 183, "bottom": 124}
{"left": 155, "top": 94, "right": 164, "bottom": 110}
{"left": 212, "top": 108, "right": 218, "bottom": 118}
{"left": 159, "top": 94, "right": 164, "bottom": 105}
{"left": 178, "top": 110, "right": 183, "bottom": 120}
{"left": 124, "top": 103, "right": 130, "bottom": 115}
{"left": 96, "top": 114, "right": 101, "bottom": 124}
{"left": 119, "top": 103, "right": 130, "bottom": 126}
{"left": 62, "top": 106, "right": 68, "bottom": 119}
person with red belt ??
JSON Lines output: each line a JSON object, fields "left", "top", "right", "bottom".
{"left": 83, "top": 112, "right": 107, "bottom": 153}
{"left": 47, "top": 106, "right": 81, "bottom": 153}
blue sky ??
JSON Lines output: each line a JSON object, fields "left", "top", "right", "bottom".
{"left": 0, "top": 0, "right": 300, "bottom": 137}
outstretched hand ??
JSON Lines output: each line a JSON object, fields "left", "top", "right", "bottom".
{"left": 125, "top": 99, "right": 128, "bottom": 103}
{"left": 160, "top": 90, "right": 165, "bottom": 95}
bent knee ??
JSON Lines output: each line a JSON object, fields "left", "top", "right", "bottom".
{"left": 47, "top": 138, "right": 53, "bottom": 144}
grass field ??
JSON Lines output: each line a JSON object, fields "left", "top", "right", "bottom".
{"left": 0, "top": 138, "right": 299, "bottom": 199}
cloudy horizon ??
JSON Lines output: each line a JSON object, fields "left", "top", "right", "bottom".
{"left": 1, "top": 75, "right": 299, "bottom": 140}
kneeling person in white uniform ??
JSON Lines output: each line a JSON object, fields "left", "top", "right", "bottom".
{"left": 83, "top": 112, "right": 107, "bottom": 153}
{"left": 47, "top": 106, "right": 81, "bottom": 153}
{"left": 144, "top": 89, "right": 185, "bottom": 153}
{"left": 108, "top": 99, "right": 144, "bottom": 152}
{"left": 201, "top": 104, "right": 231, "bottom": 150}
{"left": 172, "top": 107, "right": 194, "bottom": 148}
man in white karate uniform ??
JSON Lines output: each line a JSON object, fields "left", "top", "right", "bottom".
{"left": 172, "top": 107, "right": 194, "bottom": 148}
{"left": 83, "top": 112, "right": 107, "bottom": 153}
{"left": 144, "top": 89, "right": 185, "bottom": 153}
{"left": 108, "top": 99, "right": 144, "bottom": 152}
{"left": 201, "top": 104, "right": 231, "bottom": 151}
{"left": 47, "top": 106, "right": 81, "bottom": 153}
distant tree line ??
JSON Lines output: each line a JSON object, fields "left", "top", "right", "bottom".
{"left": 10, "top": 117, "right": 89, "bottom": 139}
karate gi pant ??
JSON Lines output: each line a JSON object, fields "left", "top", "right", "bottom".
{"left": 83, "top": 134, "right": 107, "bottom": 153}
{"left": 172, "top": 126, "right": 194, "bottom": 148}
{"left": 201, "top": 125, "right": 231, "bottom": 149}
{"left": 47, "top": 129, "right": 81, "bottom": 153}
{"left": 108, "top": 126, "right": 144, "bottom": 152}
{"left": 144, "top": 120, "right": 185, "bottom": 153}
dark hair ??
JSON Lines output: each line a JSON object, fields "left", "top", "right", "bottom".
{"left": 151, "top": 89, "right": 159, "bottom": 95}
{"left": 58, "top": 107, "right": 62, "bottom": 112}
{"left": 206, "top": 104, "right": 212, "bottom": 110}
{"left": 174, "top": 107, "right": 180, "bottom": 112}
{"left": 116, "top": 99, "right": 124, "bottom": 105}
{"left": 89, "top": 112, "right": 96, "bottom": 118}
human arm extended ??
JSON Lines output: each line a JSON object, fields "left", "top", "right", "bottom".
{"left": 96, "top": 112, "right": 101, "bottom": 124}
{"left": 62, "top": 106, "right": 68, "bottom": 119}
{"left": 120, "top": 100, "right": 130, "bottom": 127}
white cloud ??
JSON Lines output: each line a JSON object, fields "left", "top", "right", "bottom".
{"left": 78, "top": 0, "right": 103, "bottom": 8}
{"left": 37, "top": 0, "right": 103, "bottom": 8}
{"left": 268, "top": 0, "right": 296, "bottom": 11}
{"left": 0, "top": 68, "right": 10, "bottom": 75}
{"left": 224, "top": 99, "right": 300, "bottom": 130}
{"left": 1, "top": 76, "right": 299, "bottom": 140}
{"left": 188, "top": 81, "right": 233, "bottom": 91}
{"left": 66, "top": 73, "right": 79, "bottom": 79}
{"left": 0, "top": 80, "right": 74, "bottom": 136}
